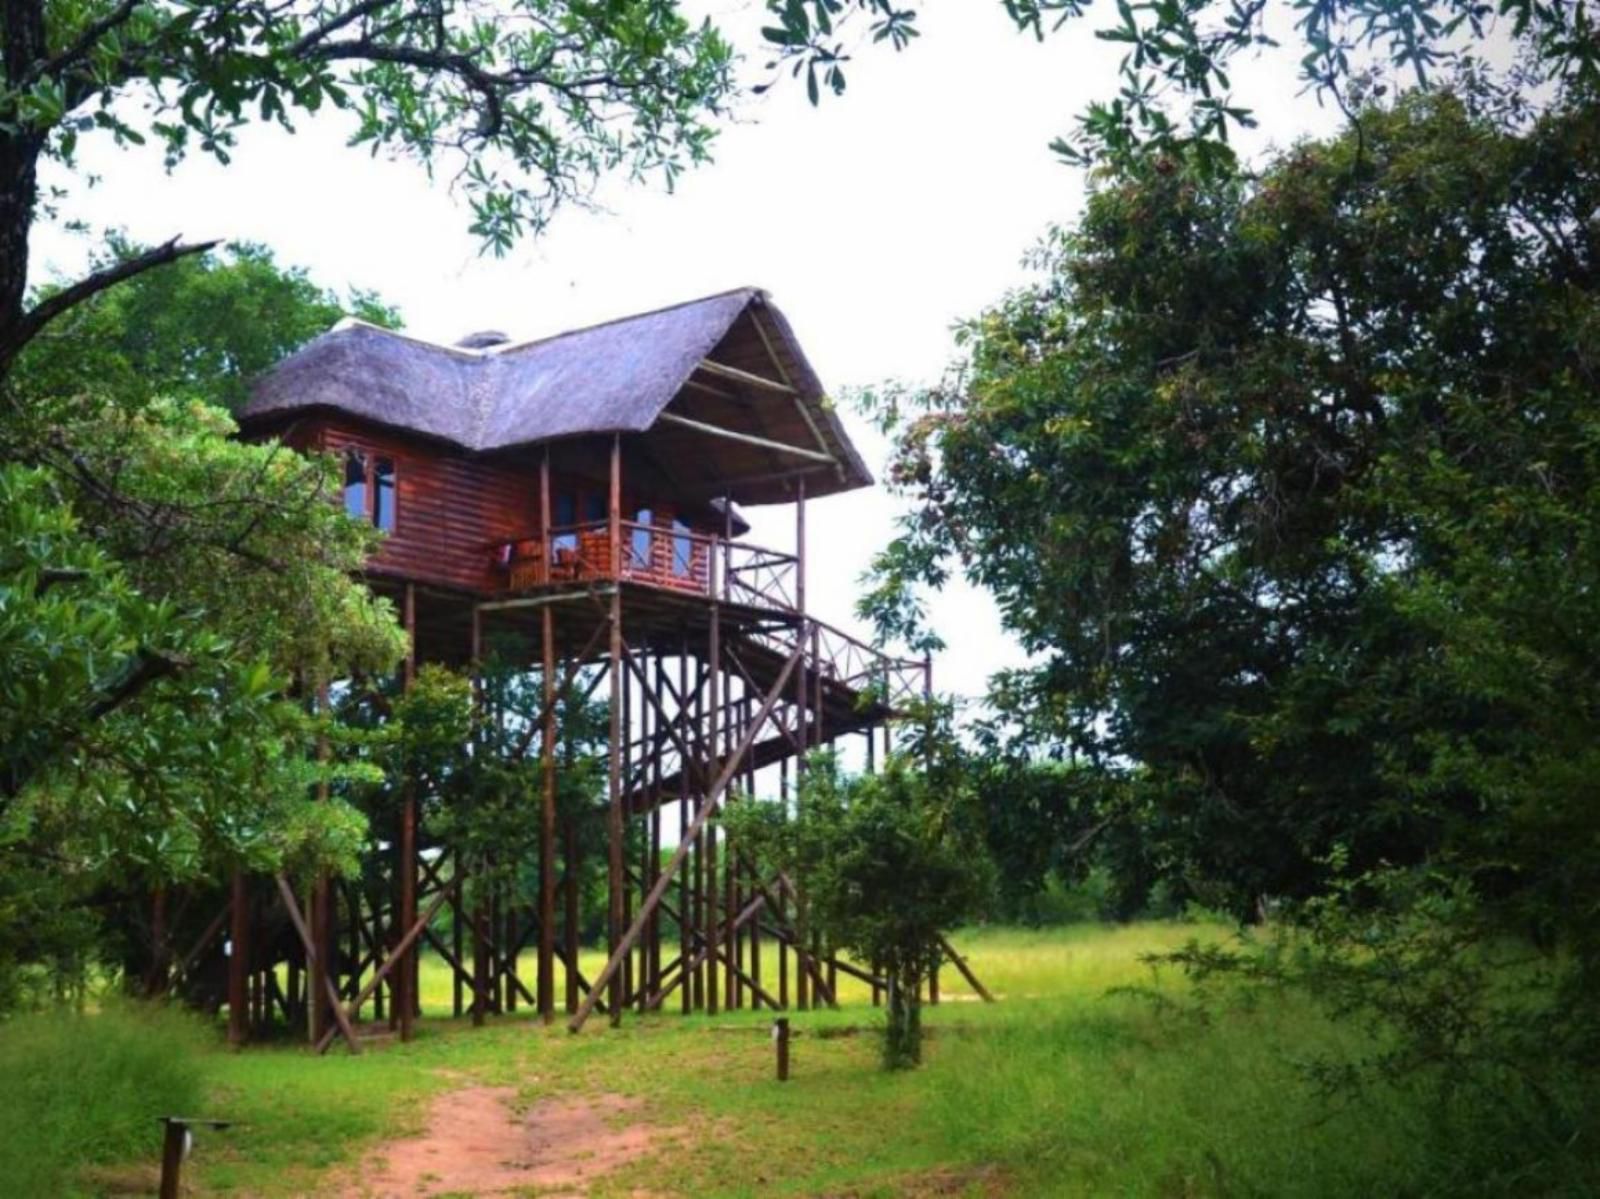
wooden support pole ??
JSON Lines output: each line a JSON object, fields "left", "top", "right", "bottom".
{"left": 539, "top": 600, "right": 557, "bottom": 1023}
{"left": 276, "top": 875, "right": 362, "bottom": 1055}
{"left": 621, "top": 655, "right": 634, "bottom": 1008}
{"left": 706, "top": 570, "right": 721, "bottom": 1017}
{"left": 399, "top": 583, "right": 418, "bottom": 1040}
{"left": 537, "top": 446, "right": 557, "bottom": 1014}
{"left": 313, "top": 873, "right": 456, "bottom": 1055}
{"left": 606, "top": 435, "right": 624, "bottom": 1027}
{"left": 564, "top": 821, "right": 580, "bottom": 1014}
{"left": 227, "top": 870, "right": 248, "bottom": 1047}
{"left": 568, "top": 641, "right": 804, "bottom": 1033}
{"left": 453, "top": 853, "right": 465, "bottom": 1017}
{"left": 649, "top": 654, "right": 664, "bottom": 1005}
{"left": 678, "top": 646, "right": 692, "bottom": 1016}
{"left": 937, "top": 933, "right": 996, "bottom": 1003}
{"left": 309, "top": 683, "right": 333, "bottom": 1046}
{"left": 774, "top": 1017, "right": 791, "bottom": 1082}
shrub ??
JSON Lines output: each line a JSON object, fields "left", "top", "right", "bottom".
{"left": 0, "top": 1001, "right": 209, "bottom": 1196}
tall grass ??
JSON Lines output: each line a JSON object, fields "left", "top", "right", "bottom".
{"left": 922, "top": 928, "right": 1600, "bottom": 1196}
{"left": 0, "top": 1000, "right": 208, "bottom": 1197}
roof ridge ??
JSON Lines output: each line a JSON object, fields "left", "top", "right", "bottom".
{"left": 326, "top": 286, "right": 765, "bottom": 361}
{"left": 329, "top": 316, "right": 496, "bottom": 361}
{"left": 490, "top": 286, "right": 763, "bottom": 356}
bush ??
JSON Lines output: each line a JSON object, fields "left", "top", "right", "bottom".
{"left": 0, "top": 1001, "right": 209, "bottom": 1196}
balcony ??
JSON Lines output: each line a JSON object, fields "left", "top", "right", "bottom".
{"left": 492, "top": 520, "right": 800, "bottom": 613}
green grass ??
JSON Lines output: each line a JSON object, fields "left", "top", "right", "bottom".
{"left": 10, "top": 923, "right": 1573, "bottom": 1196}
{"left": 0, "top": 1001, "right": 208, "bottom": 1197}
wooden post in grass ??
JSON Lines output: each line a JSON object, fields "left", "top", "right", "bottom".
{"left": 774, "top": 1017, "right": 791, "bottom": 1081}
{"left": 158, "top": 1117, "right": 230, "bottom": 1199}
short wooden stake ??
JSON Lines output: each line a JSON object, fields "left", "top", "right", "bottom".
{"left": 157, "top": 1117, "right": 231, "bottom": 1199}
{"left": 774, "top": 1016, "right": 791, "bottom": 1082}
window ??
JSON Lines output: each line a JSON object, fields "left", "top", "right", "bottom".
{"left": 583, "top": 493, "right": 607, "bottom": 524}
{"left": 553, "top": 493, "right": 577, "bottom": 552}
{"left": 344, "top": 450, "right": 367, "bottom": 519}
{"left": 672, "top": 519, "right": 693, "bottom": 578}
{"left": 373, "top": 458, "right": 396, "bottom": 532}
{"left": 343, "top": 448, "right": 397, "bottom": 532}
{"left": 632, "top": 507, "right": 654, "bottom": 569}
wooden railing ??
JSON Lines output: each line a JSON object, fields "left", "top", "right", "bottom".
{"left": 492, "top": 521, "right": 799, "bottom": 614}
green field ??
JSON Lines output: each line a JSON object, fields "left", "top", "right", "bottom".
{"left": 0, "top": 923, "right": 1517, "bottom": 1196}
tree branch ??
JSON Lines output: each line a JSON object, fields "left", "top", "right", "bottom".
{"left": 1, "top": 236, "right": 219, "bottom": 371}
{"left": 288, "top": 0, "right": 401, "bottom": 56}
{"left": 22, "top": 0, "right": 144, "bottom": 90}
{"left": 86, "top": 646, "right": 190, "bottom": 723}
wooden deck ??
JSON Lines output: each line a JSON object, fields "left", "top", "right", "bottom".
{"left": 491, "top": 520, "right": 799, "bottom": 613}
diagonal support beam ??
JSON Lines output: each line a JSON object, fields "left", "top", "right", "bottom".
{"left": 275, "top": 875, "right": 363, "bottom": 1055}
{"left": 936, "top": 932, "right": 996, "bottom": 1003}
{"left": 507, "top": 616, "right": 609, "bottom": 762}
{"left": 656, "top": 411, "right": 834, "bottom": 465}
{"left": 569, "top": 638, "right": 805, "bottom": 1032}
{"left": 312, "top": 871, "right": 456, "bottom": 1055}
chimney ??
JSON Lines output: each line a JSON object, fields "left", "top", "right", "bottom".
{"left": 456, "top": 329, "right": 511, "bottom": 350}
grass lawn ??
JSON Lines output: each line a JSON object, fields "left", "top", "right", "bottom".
{"left": 21, "top": 922, "right": 1493, "bottom": 1196}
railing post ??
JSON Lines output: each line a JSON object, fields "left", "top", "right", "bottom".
{"left": 794, "top": 475, "right": 806, "bottom": 617}
{"left": 539, "top": 448, "right": 552, "bottom": 585}
{"left": 609, "top": 436, "right": 622, "bottom": 581}
{"left": 723, "top": 495, "right": 734, "bottom": 603}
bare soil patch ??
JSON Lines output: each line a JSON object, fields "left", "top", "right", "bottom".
{"left": 342, "top": 1085, "right": 675, "bottom": 1197}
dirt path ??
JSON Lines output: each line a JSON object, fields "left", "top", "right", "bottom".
{"left": 341, "top": 1085, "right": 675, "bottom": 1197}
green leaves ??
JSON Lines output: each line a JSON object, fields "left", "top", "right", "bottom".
{"left": 3, "top": 0, "right": 737, "bottom": 254}
{"left": 724, "top": 749, "right": 992, "bottom": 1066}
{"left": 861, "top": 87, "right": 1600, "bottom": 924}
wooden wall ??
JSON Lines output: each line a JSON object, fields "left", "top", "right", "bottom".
{"left": 275, "top": 416, "right": 705, "bottom": 597}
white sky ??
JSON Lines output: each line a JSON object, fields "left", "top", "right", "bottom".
{"left": 32, "top": 0, "right": 1355, "bottom": 705}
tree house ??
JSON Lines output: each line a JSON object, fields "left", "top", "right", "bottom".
{"left": 217, "top": 287, "right": 941, "bottom": 1045}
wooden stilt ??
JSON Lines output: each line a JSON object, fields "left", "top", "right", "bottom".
{"left": 539, "top": 596, "right": 557, "bottom": 1022}
{"left": 227, "top": 871, "right": 248, "bottom": 1047}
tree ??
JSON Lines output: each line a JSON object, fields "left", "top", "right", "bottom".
{"left": 726, "top": 749, "right": 992, "bottom": 1068}
{"left": 13, "top": 239, "right": 399, "bottom": 416}
{"left": 858, "top": 83, "right": 1600, "bottom": 1161}
{"left": 863, "top": 82, "right": 1599, "bottom": 911}
{"left": 760, "top": 0, "right": 1597, "bottom": 171}
{"left": 0, "top": 247, "right": 407, "bottom": 1005}
{"left": 0, "top": 0, "right": 736, "bottom": 376}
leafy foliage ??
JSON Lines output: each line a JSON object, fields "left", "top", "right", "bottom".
{"left": 0, "top": 1001, "right": 207, "bottom": 1195}
{"left": 14, "top": 239, "right": 398, "bottom": 415}
{"left": 334, "top": 651, "right": 610, "bottom": 923}
{"left": 861, "top": 80, "right": 1600, "bottom": 1150}
{"left": 0, "top": 0, "right": 735, "bottom": 251}
{"left": 726, "top": 747, "right": 992, "bottom": 1068}
{"left": 761, "top": 0, "right": 1597, "bottom": 172}
{"left": 0, "top": 246, "right": 408, "bottom": 1005}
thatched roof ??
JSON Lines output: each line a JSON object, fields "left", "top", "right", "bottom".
{"left": 241, "top": 287, "right": 873, "bottom": 504}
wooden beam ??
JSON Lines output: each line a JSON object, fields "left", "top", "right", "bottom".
{"left": 655, "top": 411, "right": 834, "bottom": 465}
{"left": 937, "top": 932, "right": 996, "bottom": 1003}
{"left": 313, "top": 873, "right": 456, "bottom": 1055}
{"left": 697, "top": 358, "right": 795, "bottom": 394}
{"left": 682, "top": 376, "right": 746, "bottom": 404}
{"left": 748, "top": 308, "right": 837, "bottom": 466}
{"left": 275, "top": 875, "right": 362, "bottom": 1055}
{"left": 476, "top": 586, "right": 616, "bottom": 614}
{"left": 679, "top": 463, "right": 832, "bottom": 500}
{"left": 568, "top": 638, "right": 806, "bottom": 1032}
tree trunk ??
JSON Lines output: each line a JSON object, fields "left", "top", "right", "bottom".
{"left": 883, "top": 964, "right": 924, "bottom": 1070}
{"left": 0, "top": 0, "right": 47, "bottom": 371}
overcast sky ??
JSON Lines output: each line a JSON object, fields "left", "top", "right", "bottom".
{"left": 32, "top": 0, "right": 1351, "bottom": 706}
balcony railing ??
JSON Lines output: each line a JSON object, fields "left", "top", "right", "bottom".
{"left": 492, "top": 520, "right": 800, "bottom": 613}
